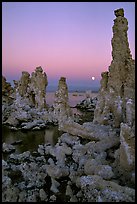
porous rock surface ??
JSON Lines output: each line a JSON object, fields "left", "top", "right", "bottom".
{"left": 2, "top": 67, "right": 54, "bottom": 129}
{"left": 2, "top": 132, "right": 135, "bottom": 202}
{"left": 53, "top": 77, "right": 73, "bottom": 123}
{"left": 93, "top": 8, "right": 135, "bottom": 181}
{"left": 2, "top": 8, "right": 135, "bottom": 202}
{"left": 93, "top": 8, "right": 135, "bottom": 128}
{"left": 15, "top": 66, "right": 48, "bottom": 109}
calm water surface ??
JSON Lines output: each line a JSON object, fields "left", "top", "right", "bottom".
{"left": 2, "top": 125, "right": 63, "bottom": 158}
{"left": 2, "top": 92, "right": 98, "bottom": 158}
{"left": 46, "top": 92, "right": 89, "bottom": 107}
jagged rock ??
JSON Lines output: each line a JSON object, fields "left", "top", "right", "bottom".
{"left": 76, "top": 175, "right": 135, "bottom": 202}
{"left": 2, "top": 143, "right": 16, "bottom": 154}
{"left": 53, "top": 77, "right": 73, "bottom": 122}
{"left": 53, "top": 143, "right": 72, "bottom": 166}
{"left": 2, "top": 76, "right": 14, "bottom": 122}
{"left": 28, "top": 67, "right": 48, "bottom": 109}
{"left": 114, "top": 8, "right": 124, "bottom": 17}
{"left": 2, "top": 125, "right": 135, "bottom": 202}
{"left": 2, "top": 67, "right": 50, "bottom": 128}
{"left": 2, "top": 185, "right": 20, "bottom": 202}
{"left": 93, "top": 8, "right": 135, "bottom": 182}
{"left": 21, "top": 119, "right": 45, "bottom": 130}
{"left": 39, "top": 189, "right": 48, "bottom": 201}
{"left": 2, "top": 76, "right": 14, "bottom": 103}
{"left": 93, "top": 8, "right": 135, "bottom": 128}
{"left": 25, "top": 189, "right": 39, "bottom": 202}
{"left": 50, "top": 178, "right": 60, "bottom": 193}
{"left": 15, "top": 66, "right": 48, "bottom": 109}
{"left": 76, "top": 96, "right": 97, "bottom": 111}
{"left": 18, "top": 71, "right": 30, "bottom": 97}
{"left": 46, "top": 163, "right": 69, "bottom": 179}
{"left": 49, "top": 195, "right": 56, "bottom": 202}
{"left": 119, "top": 123, "right": 135, "bottom": 173}
{"left": 59, "top": 120, "right": 120, "bottom": 144}
{"left": 58, "top": 132, "right": 80, "bottom": 146}
{"left": 84, "top": 159, "right": 114, "bottom": 180}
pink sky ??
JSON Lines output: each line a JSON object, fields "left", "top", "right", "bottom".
{"left": 2, "top": 2, "right": 135, "bottom": 90}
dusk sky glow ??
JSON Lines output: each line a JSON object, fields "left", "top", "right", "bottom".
{"left": 2, "top": 2, "right": 135, "bottom": 91}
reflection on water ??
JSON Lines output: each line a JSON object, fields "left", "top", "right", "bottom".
{"left": 2, "top": 125, "right": 62, "bottom": 156}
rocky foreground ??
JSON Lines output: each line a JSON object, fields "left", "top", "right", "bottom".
{"left": 2, "top": 129, "right": 135, "bottom": 202}
{"left": 2, "top": 8, "right": 135, "bottom": 202}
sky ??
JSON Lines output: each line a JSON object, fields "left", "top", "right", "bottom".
{"left": 2, "top": 2, "right": 135, "bottom": 91}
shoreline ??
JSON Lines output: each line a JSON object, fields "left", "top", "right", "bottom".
{"left": 46, "top": 92, "right": 98, "bottom": 107}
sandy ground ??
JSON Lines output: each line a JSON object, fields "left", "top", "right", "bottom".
{"left": 46, "top": 92, "right": 98, "bottom": 107}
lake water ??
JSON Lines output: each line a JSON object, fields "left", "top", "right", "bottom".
{"left": 2, "top": 125, "right": 63, "bottom": 160}
{"left": 2, "top": 92, "right": 98, "bottom": 158}
{"left": 46, "top": 92, "right": 98, "bottom": 107}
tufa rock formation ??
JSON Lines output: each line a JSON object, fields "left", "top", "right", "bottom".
{"left": 18, "top": 71, "right": 30, "bottom": 97}
{"left": 29, "top": 67, "right": 48, "bottom": 109}
{"left": 2, "top": 76, "right": 14, "bottom": 122}
{"left": 53, "top": 77, "right": 73, "bottom": 123}
{"left": 2, "top": 76, "right": 14, "bottom": 104}
{"left": 2, "top": 8, "right": 135, "bottom": 202}
{"left": 93, "top": 8, "right": 135, "bottom": 182}
{"left": 58, "top": 8, "right": 135, "bottom": 186}
{"left": 2, "top": 67, "right": 49, "bottom": 128}
{"left": 14, "top": 66, "right": 48, "bottom": 109}
{"left": 93, "top": 8, "right": 135, "bottom": 128}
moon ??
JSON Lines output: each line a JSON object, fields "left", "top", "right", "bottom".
{"left": 91, "top": 76, "right": 95, "bottom": 80}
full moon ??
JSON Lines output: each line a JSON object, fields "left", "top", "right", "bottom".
{"left": 91, "top": 76, "right": 95, "bottom": 80}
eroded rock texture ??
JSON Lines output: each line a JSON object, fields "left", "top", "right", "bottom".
{"left": 2, "top": 76, "right": 14, "bottom": 104}
{"left": 93, "top": 8, "right": 135, "bottom": 182}
{"left": 93, "top": 8, "right": 135, "bottom": 128}
{"left": 2, "top": 76, "right": 14, "bottom": 122}
{"left": 15, "top": 66, "right": 48, "bottom": 109}
{"left": 53, "top": 77, "right": 73, "bottom": 123}
{"left": 2, "top": 67, "right": 49, "bottom": 128}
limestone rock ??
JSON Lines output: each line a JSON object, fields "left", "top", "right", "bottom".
{"left": 46, "top": 163, "right": 69, "bottom": 179}
{"left": 93, "top": 8, "right": 135, "bottom": 181}
{"left": 2, "top": 143, "right": 15, "bottom": 154}
{"left": 119, "top": 123, "right": 135, "bottom": 172}
{"left": 93, "top": 8, "right": 135, "bottom": 128}
{"left": 16, "top": 66, "right": 48, "bottom": 109}
{"left": 2, "top": 76, "right": 14, "bottom": 103}
{"left": 28, "top": 66, "right": 48, "bottom": 109}
{"left": 2, "top": 67, "right": 49, "bottom": 127}
{"left": 53, "top": 77, "right": 73, "bottom": 122}
{"left": 50, "top": 178, "right": 60, "bottom": 193}
{"left": 76, "top": 96, "right": 97, "bottom": 112}
{"left": 18, "top": 71, "right": 30, "bottom": 97}
{"left": 2, "top": 76, "right": 14, "bottom": 122}
{"left": 114, "top": 8, "right": 124, "bottom": 17}
{"left": 39, "top": 189, "right": 48, "bottom": 201}
{"left": 76, "top": 175, "right": 135, "bottom": 202}
{"left": 84, "top": 158, "right": 114, "bottom": 180}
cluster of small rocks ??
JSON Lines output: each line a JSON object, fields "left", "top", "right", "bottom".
{"left": 2, "top": 74, "right": 77, "bottom": 130}
{"left": 2, "top": 67, "right": 52, "bottom": 129}
{"left": 76, "top": 96, "right": 97, "bottom": 111}
{"left": 2, "top": 131, "right": 135, "bottom": 202}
